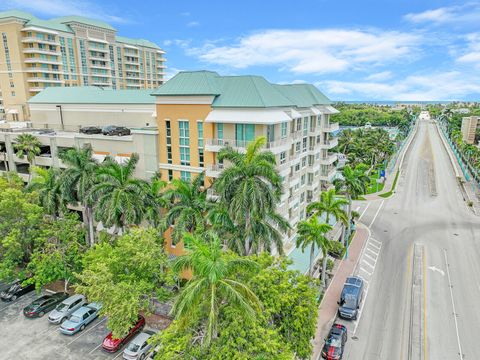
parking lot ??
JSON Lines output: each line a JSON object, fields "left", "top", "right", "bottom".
{"left": 0, "top": 290, "right": 132, "bottom": 360}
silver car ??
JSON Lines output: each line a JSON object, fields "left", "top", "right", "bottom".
{"left": 48, "top": 294, "right": 86, "bottom": 324}
{"left": 123, "top": 330, "right": 156, "bottom": 360}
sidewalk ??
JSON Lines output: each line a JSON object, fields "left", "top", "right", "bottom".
{"left": 310, "top": 224, "right": 370, "bottom": 360}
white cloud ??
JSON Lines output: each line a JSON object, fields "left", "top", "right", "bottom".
{"left": 366, "top": 71, "right": 393, "bottom": 81}
{"left": 2, "top": 0, "right": 128, "bottom": 23}
{"left": 457, "top": 33, "right": 480, "bottom": 65}
{"left": 320, "top": 72, "right": 480, "bottom": 101}
{"left": 187, "top": 21, "right": 200, "bottom": 28}
{"left": 404, "top": 3, "right": 480, "bottom": 25}
{"left": 189, "top": 29, "right": 420, "bottom": 75}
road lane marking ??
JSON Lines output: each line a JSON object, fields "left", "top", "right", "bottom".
{"left": 400, "top": 244, "right": 413, "bottom": 360}
{"left": 353, "top": 284, "right": 369, "bottom": 335}
{"left": 359, "top": 267, "right": 372, "bottom": 276}
{"left": 365, "top": 248, "right": 379, "bottom": 258}
{"left": 369, "top": 238, "right": 382, "bottom": 246}
{"left": 368, "top": 200, "right": 385, "bottom": 228}
{"left": 67, "top": 317, "right": 107, "bottom": 346}
{"left": 364, "top": 252, "right": 377, "bottom": 263}
{"left": 423, "top": 248, "right": 428, "bottom": 360}
{"left": 427, "top": 266, "right": 445, "bottom": 276}
{"left": 359, "top": 202, "right": 371, "bottom": 221}
{"left": 355, "top": 206, "right": 360, "bottom": 212}
{"left": 112, "top": 350, "right": 124, "bottom": 360}
{"left": 443, "top": 250, "right": 464, "bottom": 360}
{"left": 362, "top": 259, "right": 375, "bottom": 268}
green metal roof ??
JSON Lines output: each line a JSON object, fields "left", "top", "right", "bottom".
{"left": 26, "top": 18, "right": 73, "bottom": 33}
{"left": 153, "top": 71, "right": 331, "bottom": 108}
{"left": 274, "top": 84, "right": 332, "bottom": 107}
{"left": 53, "top": 16, "right": 115, "bottom": 31}
{"left": 152, "top": 71, "right": 221, "bottom": 96}
{"left": 116, "top": 36, "right": 162, "bottom": 50}
{"left": 28, "top": 86, "right": 155, "bottom": 104}
{"left": 0, "top": 10, "right": 35, "bottom": 21}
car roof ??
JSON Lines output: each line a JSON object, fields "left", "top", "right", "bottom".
{"left": 62, "top": 294, "right": 84, "bottom": 304}
{"left": 71, "top": 306, "right": 90, "bottom": 317}
{"left": 345, "top": 276, "right": 363, "bottom": 287}
{"left": 131, "top": 332, "right": 151, "bottom": 344}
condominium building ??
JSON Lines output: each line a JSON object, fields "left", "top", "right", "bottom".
{"left": 0, "top": 10, "right": 166, "bottom": 121}
{"left": 152, "top": 71, "right": 339, "bottom": 249}
{"left": 461, "top": 116, "right": 480, "bottom": 145}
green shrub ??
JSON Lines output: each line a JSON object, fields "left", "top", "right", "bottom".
{"left": 329, "top": 241, "right": 345, "bottom": 259}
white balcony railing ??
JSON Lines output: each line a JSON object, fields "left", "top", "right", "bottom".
{"left": 206, "top": 164, "right": 225, "bottom": 178}
{"left": 319, "top": 167, "right": 337, "bottom": 182}
{"left": 25, "top": 58, "right": 62, "bottom": 65}
{"left": 205, "top": 138, "right": 291, "bottom": 153}
{"left": 319, "top": 153, "right": 338, "bottom": 165}
{"left": 22, "top": 37, "right": 59, "bottom": 46}
{"left": 323, "top": 122, "right": 339, "bottom": 132}
{"left": 320, "top": 137, "right": 338, "bottom": 149}
{"left": 23, "top": 48, "right": 61, "bottom": 56}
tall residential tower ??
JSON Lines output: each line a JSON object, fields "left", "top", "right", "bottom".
{"left": 0, "top": 10, "right": 166, "bottom": 120}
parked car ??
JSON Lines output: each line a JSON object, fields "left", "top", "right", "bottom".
{"left": 23, "top": 292, "right": 68, "bottom": 318}
{"left": 60, "top": 303, "right": 102, "bottom": 335}
{"left": 337, "top": 276, "right": 364, "bottom": 320}
{"left": 48, "top": 294, "right": 86, "bottom": 324}
{"left": 102, "top": 125, "right": 131, "bottom": 136}
{"left": 102, "top": 315, "right": 145, "bottom": 353}
{"left": 123, "top": 330, "right": 156, "bottom": 360}
{"left": 321, "top": 323, "right": 347, "bottom": 360}
{"left": 79, "top": 126, "right": 102, "bottom": 134}
{"left": 0, "top": 280, "right": 35, "bottom": 302}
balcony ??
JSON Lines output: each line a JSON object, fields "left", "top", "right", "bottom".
{"left": 319, "top": 137, "right": 338, "bottom": 149}
{"left": 124, "top": 61, "right": 139, "bottom": 66}
{"left": 319, "top": 167, "right": 337, "bottom": 182}
{"left": 23, "top": 48, "right": 61, "bottom": 56}
{"left": 319, "top": 153, "right": 338, "bottom": 165}
{"left": 91, "top": 80, "right": 111, "bottom": 86}
{"left": 205, "top": 137, "right": 291, "bottom": 154}
{"left": 25, "top": 58, "right": 62, "bottom": 66}
{"left": 22, "top": 37, "right": 59, "bottom": 46}
{"left": 27, "top": 78, "right": 64, "bottom": 84}
{"left": 26, "top": 68, "right": 62, "bottom": 74}
{"left": 29, "top": 87, "right": 45, "bottom": 92}
{"left": 206, "top": 164, "right": 225, "bottom": 178}
{"left": 323, "top": 122, "right": 339, "bottom": 132}
{"left": 90, "top": 63, "right": 111, "bottom": 70}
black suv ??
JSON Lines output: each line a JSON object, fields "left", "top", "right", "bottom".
{"left": 1, "top": 280, "right": 35, "bottom": 302}
{"left": 338, "top": 276, "right": 364, "bottom": 320}
{"left": 80, "top": 126, "right": 102, "bottom": 135}
{"left": 102, "top": 125, "right": 131, "bottom": 136}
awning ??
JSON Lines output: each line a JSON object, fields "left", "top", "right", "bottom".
{"left": 7, "top": 109, "right": 19, "bottom": 114}
{"left": 288, "top": 108, "right": 302, "bottom": 119}
{"left": 310, "top": 107, "right": 321, "bottom": 116}
{"left": 317, "top": 105, "right": 339, "bottom": 114}
{"left": 205, "top": 108, "right": 291, "bottom": 125}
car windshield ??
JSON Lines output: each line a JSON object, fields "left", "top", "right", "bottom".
{"left": 56, "top": 303, "right": 68, "bottom": 311}
{"left": 326, "top": 335, "right": 342, "bottom": 348}
{"left": 69, "top": 316, "right": 81, "bottom": 323}
{"left": 127, "top": 343, "right": 140, "bottom": 352}
{"left": 341, "top": 294, "right": 357, "bottom": 309}
{"left": 8, "top": 284, "right": 20, "bottom": 293}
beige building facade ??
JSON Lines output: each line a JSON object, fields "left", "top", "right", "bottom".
{"left": 461, "top": 116, "right": 480, "bottom": 145}
{"left": 0, "top": 10, "right": 166, "bottom": 121}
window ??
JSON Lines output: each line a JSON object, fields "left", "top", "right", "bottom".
{"left": 303, "top": 117, "right": 308, "bottom": 135}
{"left": 281, "top": 122, "right": 288, "bottom": 138}
{"left": 302, "top": 138, "right": 307, "bottom": 152}
{"left": 280, "top": 151, "right": 286, "bottom": 165}
{"left": 235, "top": 124, "right": 255, "bottom": 145}
{"left": 217, "top": 123, "right": 224, "bottom": 145}
{"left": 197, "top": 121, "right": 203, "bottom": 147}
{"left": 295, "top": 142, "right": 301, "bottom": 153}
{"left": 300, "top": 192, "right": 305, "bottom": 203}
{"left": 166, "top": 120, "right": 172, "bottom": 164}
{"left": 181, "top": 171, "right": 191, "bottom": 182}
{"left": 168, "top": 169, "right": 173, "bottom": 181}
{"left": 198, "top": 149, "right": 204, "bottom": 167}
{"left": 179, "top": 121, "right": 190, "bottom": 166}
{"left": 9, "top": 81, "right": 14, "bottom": 88}
{"left": 302, "top": 157, "right": 307, "bottom": 168}
{"left": 295, "top": 163, "right": 300, "bottom": 172}
{"left": 11, "top": 91, "right": 15, "bottom": 96}
{"left": 301, "top": 174, "right": 306, "bottom": 186}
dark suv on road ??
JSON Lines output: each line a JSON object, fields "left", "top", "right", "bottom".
{"left": 338, "top": 276, "right": 364, "bottom": 320}
{"left": 79, "top": 126, "right": 102, "bottom": 134}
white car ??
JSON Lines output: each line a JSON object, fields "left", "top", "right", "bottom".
{"left": 48, "top": 294, "right": 86, "bottom": 324}
{"left": 123, "top": 330, "right": 156, "bottom": 360}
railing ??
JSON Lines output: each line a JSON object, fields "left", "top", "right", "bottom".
{"left": 320, "top": 153, "right": 338, "bottom": 165}
{"left": 323, "top": 122, "right": 340, "bottom": 132}
{"left": 320, "top": 137, "right": 338, "bottom": 148}
{"left": 205, "top": 138, "right": 290, "bottom": 150}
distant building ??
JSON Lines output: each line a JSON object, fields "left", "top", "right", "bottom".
{"left": 0, "top": 10, "right": 166, "bottom": 121}
{"left": 461, "top": 116, "right": 480, "bottom": 145}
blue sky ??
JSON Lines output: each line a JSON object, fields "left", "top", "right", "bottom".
{"left": 3, "top": 0, "right": 480, "bottom": 101}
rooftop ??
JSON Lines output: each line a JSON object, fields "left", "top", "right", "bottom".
{"left": 28, "top": 87, "right": 156, "bottom": 105}
{"left": 116, "top": 36, "right": 162, "bottom": 50}
{"left": 152, "top": 71, "right": 332, "bottom": 108}
{"left": 52, "top": 15, "right": 115, "bottom": 31}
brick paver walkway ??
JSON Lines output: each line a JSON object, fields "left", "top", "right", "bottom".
{"left": 311, "top": 224, "right": 370, "bottom": 360}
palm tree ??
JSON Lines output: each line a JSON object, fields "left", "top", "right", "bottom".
{"left": 28, "top": 166, "right": 64, "bottom": 218}
{"left": 334, "top": 164, "right": 369, "bottom": 246}
{"left": 13, "top": 133, "right": 41, "bottom": 181}
{"left": 143, "top": 174, "right": 167, "bottom": 228}
{"left": 59, "top": 145, "right": 99, "bottom": 246}
{"left": 162, "top": 173, "right": 212, "bottom": 244}
{"left": 89, "top": 154, "right": 148, "bottom": 233}
{"left": 172, "top": 232, "right": 261, "bottom": 345}
{"left": 307, "top": 188, "right": 348, "bottom": 226}
{"left": 214, "top": 136, "right": 288, "bottom": 255}
{"left": 296, "top": 216, "right": 333, "bottom": 284}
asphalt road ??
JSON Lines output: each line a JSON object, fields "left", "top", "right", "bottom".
{"left": 343, "top": 117, "right": 480, "bottom": 360}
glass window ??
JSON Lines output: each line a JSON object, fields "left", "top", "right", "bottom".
{"left": 281, "top": 122, "right": 288, "bottom": 138}
{"left": 296, "top": 118, "right": 302, "bottom": 131}
{"left": 280, "top": 151, "right": 286, "bottom": 164}
{"left": 197, "top": 122, "right": 203, "bottom": 147}
{"left": 180, "top": 171, "right": 191, "bottom": 182}
{"left": 235, "top": 124, "right": 255, "bottom": 145}
{"left": 217, "top": 123, "right": 224, "bottom": 145}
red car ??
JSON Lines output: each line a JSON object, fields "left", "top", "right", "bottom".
{"left": 102, "top": 316, "right": 145, "bottom": 353}
{"left": 321, "top": 323, "right": 347, "bottom": 360}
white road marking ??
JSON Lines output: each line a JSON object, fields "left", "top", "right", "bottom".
{"left": 369, "top": 238, "right": 382, "bottom": 246}
{"left": 362, "top": 259, "right": 375, "bottom": 268}
{"left": 45, "top": 326, "right": 61, "bottom": 336}
{"left": 368, "top": 242, "right": 381, "bottom": 250}
{"left": 443, "top": 250, "right": 464, "bottom": 360}
{"left": 359, "top": 267, "right": 372, "bottom": 276}
{"left": 112, "top": 350, "right": 124, "bottom": 360}
{"left": 359, "top": 202, "right": 371, "bottom": 220}
{"left": 364, "top": 252, "right": 377, "bottom": 263}
{"left": 67, "top": 317, "right": 107, "bottom": 346}
{"left": 355, "top": 206, "right": 361, "bottom": 212}
{"left": 88, "top": 343, "right": 103, "bottom": 355}
{"left": 366, "top": 247, "right": 379, "bottom": 257}
{"left": 37, "top": 324, "right": 60, "bottom": 336}
{"left": 369, "top": 200, "right": 385, "bottom": 228}
{"left": 428, "top": 266, "right": 445, "bottom": 276}
{"left": 353, "top": 284, "right": 370, "bottom": 334}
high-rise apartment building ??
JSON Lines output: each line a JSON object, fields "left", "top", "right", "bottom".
{"left": 152, "top": 71, "right": 339, "bottom": 250}
{"left": 0, "top": 10, "right": 166, "bottom": 120}
{"left": 461, "top": 116, "right": 480, "bottom": 145}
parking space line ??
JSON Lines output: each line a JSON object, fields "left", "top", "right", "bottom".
{"left": 359, "top": 202, "right": 371, "bottom": 220}
{"left": 0, "top": 293, "right": 37, "bottom": 313}
{"left": 44, "top": 326, "right": 61, "bottom": 336}
{"left": 369, "top": 238, "right": 382, "bottom": 246}
{"left": 88, "top": 343, "right": 103, "bottom": 355}
{"left": 37, "top": 324, "right": 60, "bottom": 336}
{"left": 112, "top": 351, "right": 124, "bottom": 360}
{"left": 368, "top": 242, "right": 381, "bottom": 251}
{"left": 366, "top": 247, "right": 379, "bottom": 257}
{"left": 353, "top": 285, "right": 370, "bottom": 334}
{"left": 359, "top": 267, "right": 373, "bottom": 276}
{"left": 67, "top": 317, "right": 107, "bottom": 346}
